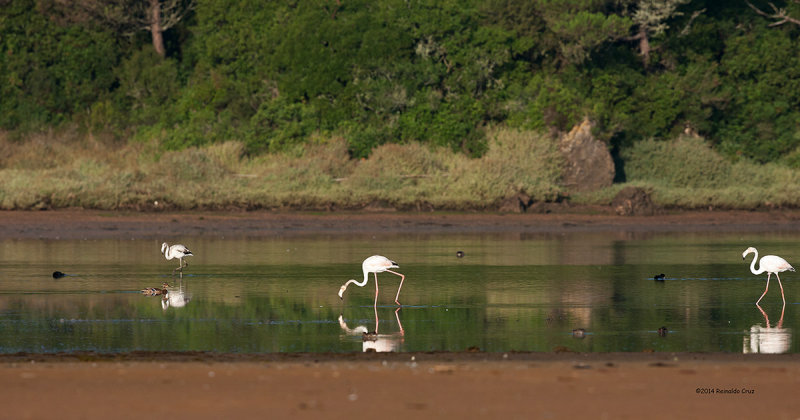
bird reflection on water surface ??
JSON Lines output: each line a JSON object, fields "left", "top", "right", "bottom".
{"left": 743, "top": 303, "right": 790, "bottom": 354}
{"left": 141, "top": 277, "right": 191, "bottom": 311}
{"left": 161, "top": 277, "right": 191, "bottom": 311}
{"left": 339, "top": 306, "right": 404, "bottom": 352}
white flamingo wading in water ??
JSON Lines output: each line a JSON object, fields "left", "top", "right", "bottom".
{"left": 161, "top": 242, "right": 193, "bottom": 273}
{"left": 742, "top": 247, "right": 794, "bottom": 305}
{"left": 338, "top": 255, "right": 405, "bottom": 306}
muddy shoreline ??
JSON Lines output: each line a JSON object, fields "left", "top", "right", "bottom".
{"left": 2, "top": 351, "right": 799, "bottom": 418}
{"left": 3, "top": 208, "right": 800, "bottom": 239}
{"left": 2, "top": 349, "right": 799, "bottom": 363}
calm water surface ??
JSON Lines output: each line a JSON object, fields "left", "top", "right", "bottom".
{"left": 0, "top": 232, "right": 798, "bottom": 354}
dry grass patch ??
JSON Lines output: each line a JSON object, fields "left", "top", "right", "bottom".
{"left": 0, "top": 128, "right": 564, "bottom": 210}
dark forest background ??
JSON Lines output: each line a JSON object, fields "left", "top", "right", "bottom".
{"left": 2, "top": 0, "right": 800, "bottom": 167}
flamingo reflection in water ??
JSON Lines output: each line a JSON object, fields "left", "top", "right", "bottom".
{"left": 743, "top": 303, "right": 791, "bottom": 354}
{"left": 161, "top": 275, "right": 191, "bottom": 311}
{"left": 339, "top": 306, "right": 405, "bottom": 352}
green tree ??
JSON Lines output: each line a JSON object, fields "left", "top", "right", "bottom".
{"left": 0, "top": 0, "right": 119, "bottom": 129}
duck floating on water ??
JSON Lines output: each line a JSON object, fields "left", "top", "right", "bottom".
{"left": 141, "top": 283, "right": 170, "bottom": 296}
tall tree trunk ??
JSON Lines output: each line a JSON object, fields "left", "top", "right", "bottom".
{"left": 150, "top": 0, "right": 165, "bottom": 57}
{"left": 638, "top": 26, "right": 650, "bottom": 68}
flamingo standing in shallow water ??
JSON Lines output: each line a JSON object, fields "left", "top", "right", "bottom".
{"left": 742, "top": 247, "right": 794, "bottom": 305}
{"left": 161, "top": 242, "right": 193, "bottom": 273}
{"left": 338, "top": 255, "right": 405, "bottom": 306}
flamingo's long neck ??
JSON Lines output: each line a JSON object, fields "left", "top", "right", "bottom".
{"left": 749, "top": 249, "right": 765, "bottom": 275}
{"left": 344, "top": 271, "right": 370, "bottom": 290}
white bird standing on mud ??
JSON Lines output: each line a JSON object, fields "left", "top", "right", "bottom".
{"left": 338, "top": 255, "right": 406, "bottom": 306}
{"left": 161, "top": 242, "right": 193, "bottom": 273}
{"left": 742, "top": 247, "right": 794, "bottom": 305}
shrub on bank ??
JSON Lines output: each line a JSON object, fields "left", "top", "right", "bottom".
{"left": 0, "top": 128, "right": 563, "bottom": 210}
{"left": 621, "top": 136, "right": 800, "bottom": 209}
{"left": 3, "top": 129, "right": 800, "bottom": 211}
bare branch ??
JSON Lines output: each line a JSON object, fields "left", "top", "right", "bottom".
{"left": 679, "top": 8, "right": 705, "bottom": 36}
{"left": 746, "top": 0, "right": 800, "bottom": 26}
{"left": 51, "top": 0, "right": 194, "bottom": 35}
{"left": 159, "top": 0, "right": 196, "bottom": 30}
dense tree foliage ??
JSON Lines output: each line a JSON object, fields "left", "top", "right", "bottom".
{"left": 1, "top": 0, "right": 799, "bottom": 162}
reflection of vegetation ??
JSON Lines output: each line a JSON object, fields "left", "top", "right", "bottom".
{"left": 0, "top": 235, "right": 799, "bottom": 352}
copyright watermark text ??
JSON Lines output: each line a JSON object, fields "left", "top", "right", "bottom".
{"left": 696, "top": 387, "right": 755, "bottom": 395}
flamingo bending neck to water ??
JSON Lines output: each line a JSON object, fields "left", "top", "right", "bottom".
{"left": 338, "top": 255, "right": 405, "bottom": 306}
{"left": 742, "top": 247, "right": 794, "bottom": 305}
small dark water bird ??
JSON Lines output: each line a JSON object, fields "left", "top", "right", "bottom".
{"left": 572, "top": 328, "right": 586, "bottom": 338}
{"left": 658, "top": 326, "right": 668, "bottom": 336}
{"left": 654, "top": 273, "right": 666, "bottom": 281}
{"left": 456, "top": 251, "right": 465, "bottom": 258}
{"left": 52, "top": 271, "right": 66, "bottom": 279}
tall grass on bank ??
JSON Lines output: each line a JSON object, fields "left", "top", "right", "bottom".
{"left": 619, "top": 136, "right": 800, "bottom": 209}
{"left": 0, "top": 128, "right": 564, "bottom": 210}
{"left": 4, "top": 130, "right": 800, "bottom": 211}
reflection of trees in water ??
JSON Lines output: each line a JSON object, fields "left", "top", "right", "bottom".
{"left": 485, "top": 270, "right": 614, "bottom": 329}
{"left": 743, "top": 304, "right": 791, "bottom": 354}
{"left": 339, "top": 307, "right": 404, "bottom": 352}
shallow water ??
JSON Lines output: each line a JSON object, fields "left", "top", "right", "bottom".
{"left": 0, "top": 231, "right": 797, "bottom": 354}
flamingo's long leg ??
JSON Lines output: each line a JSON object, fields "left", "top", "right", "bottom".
{"left": 776, "top": 272, "right": 786, "bottom": 305}
{"left": 756, "top": 303, "right": 769, "bottom": 325}
{"left": 394, "top": 306, "right": 404, "bottom": 336}
{"left": 756, "top": 273, "right": 771, "bottom": 305}
{"left": 386, "top": 269, "right": 405, "bottom": 305}
{"left": 374, "top": 272, "right": 379, "bottom": 307}
{"left": 373, "top": 304, "right": 379, "bottom": 334}
{"left": 778, "top": 299, "right": 786, "bottom": 328}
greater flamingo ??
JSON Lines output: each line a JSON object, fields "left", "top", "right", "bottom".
{"left": 161, "top": 242, "right": 193, "bottom": 273}
{"left": 742, "top": 247, "right": 794, "bottom": 305}
{"left": 338, "top": 255, "right": 405, "bottom": 306}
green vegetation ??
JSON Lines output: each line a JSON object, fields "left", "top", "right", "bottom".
{"left": 0, "top": 128, "right": 564, "bottom": 210}
{"left": 3, "top": 1, "right": 800, "bottom": 210}
{"left": 3, "top": 129, "right": 800, "bottom": 211}
{"left": 620, "top": 136, "right": 800, "bottom": 209}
